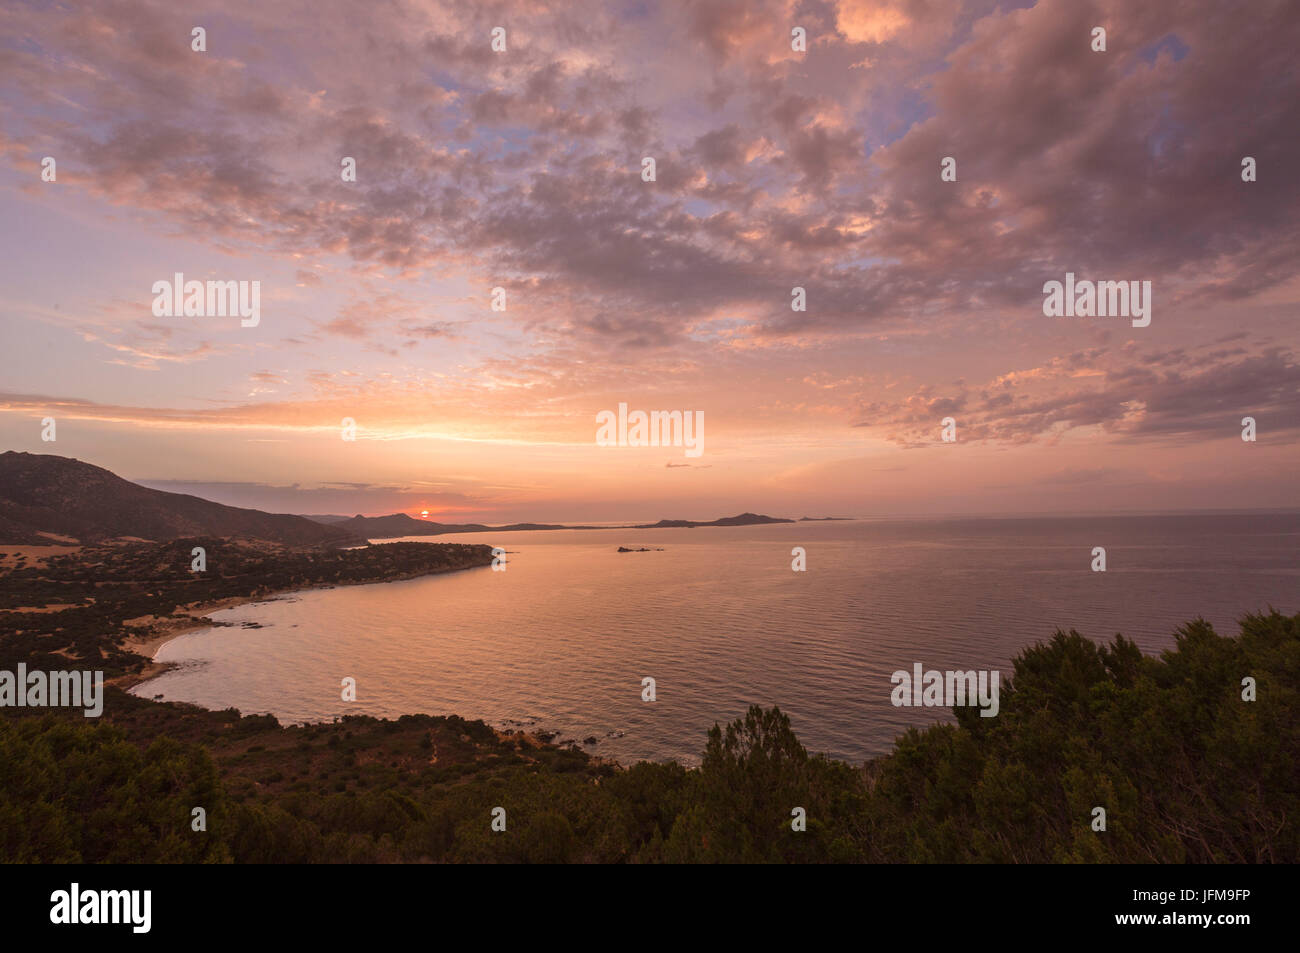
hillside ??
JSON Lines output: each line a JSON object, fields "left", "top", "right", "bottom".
{"left": 0, "top": 451, "right": 363, "bottom": 546}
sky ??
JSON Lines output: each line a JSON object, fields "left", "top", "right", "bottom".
{"left": 1, "top": 0, "right": 1297, "bottom": 522}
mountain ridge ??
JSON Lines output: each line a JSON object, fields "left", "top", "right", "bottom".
{"left": 0, "top": 452, "right": 817, "bottom": 544}
{"left": 0, "top": 452, "right": 364, "bottom": 547}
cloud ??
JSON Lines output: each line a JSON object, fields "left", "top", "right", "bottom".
{"left": 1, "top": 0, "right": 1297, "bottom": 519}
{"left": 4, "top": 0, "right": 1296, "bottom": 352}
{"left": 856, "top": 340, "right": 1300, "bottom": 445}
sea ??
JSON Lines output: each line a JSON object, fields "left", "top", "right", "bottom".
{"left": 131, "top": 513, "right": 1299, "bottom": 766}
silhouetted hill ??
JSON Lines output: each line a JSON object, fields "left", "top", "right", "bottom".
{"left": 334, "top": 511, "right": 797, "bottom": 538}
{"left": 331, "top": 511, "right": 797, "bottom": 538}
{"left": 633, "top": 512, "right": 794, "bottom": 528}
{"left": 0, "top": 452, "right": 364, "bottom": 547}
{"left": 333, "top": 513, "right": 574, "bottom": 538}
{"left": 334, "top": 513, "right": 490, "bottom": 537}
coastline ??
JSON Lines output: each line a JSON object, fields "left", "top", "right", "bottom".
{"left": 113, "top": 596, "right": 252, "bottom": 692}
{"left": 112, "top": 577, "right": 629, "bottom": 765}
{"left": 109, "top": 561, "right": 628, "bottom": 762}
{"left": 112, "top": 559, "right": 492, "bottom": 693}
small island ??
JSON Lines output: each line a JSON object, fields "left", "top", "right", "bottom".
{"left": 631, "top": 512, "right": 794, "bottom": 529}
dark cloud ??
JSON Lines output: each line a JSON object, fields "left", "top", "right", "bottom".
{"left": 858, "top": 341, "right": 1300, "bottom": 445}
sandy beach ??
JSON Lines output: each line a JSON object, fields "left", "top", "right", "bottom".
{"left": 112, "top": 596, "right": 257, "bottom": 691}
{"left": 112, "top": 558, "right": 494, "bottom": 692}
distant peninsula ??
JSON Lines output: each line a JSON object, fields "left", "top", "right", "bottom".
{"left": 629, "top": 513, "right": 794, "bottom": 529}
{"left": 316, "top": 513, "right": 586, "bottom": 539}
{"left": 313, "top": 511, "right": 811, "bottom": 539}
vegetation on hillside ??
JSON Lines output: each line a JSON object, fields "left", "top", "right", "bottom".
{"left": 0, "top": 539, "right": 495, "bottom": 676}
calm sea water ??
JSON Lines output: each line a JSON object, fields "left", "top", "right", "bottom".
{"left": 132, "top": 514, "right": 1299, "bottom": 765}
